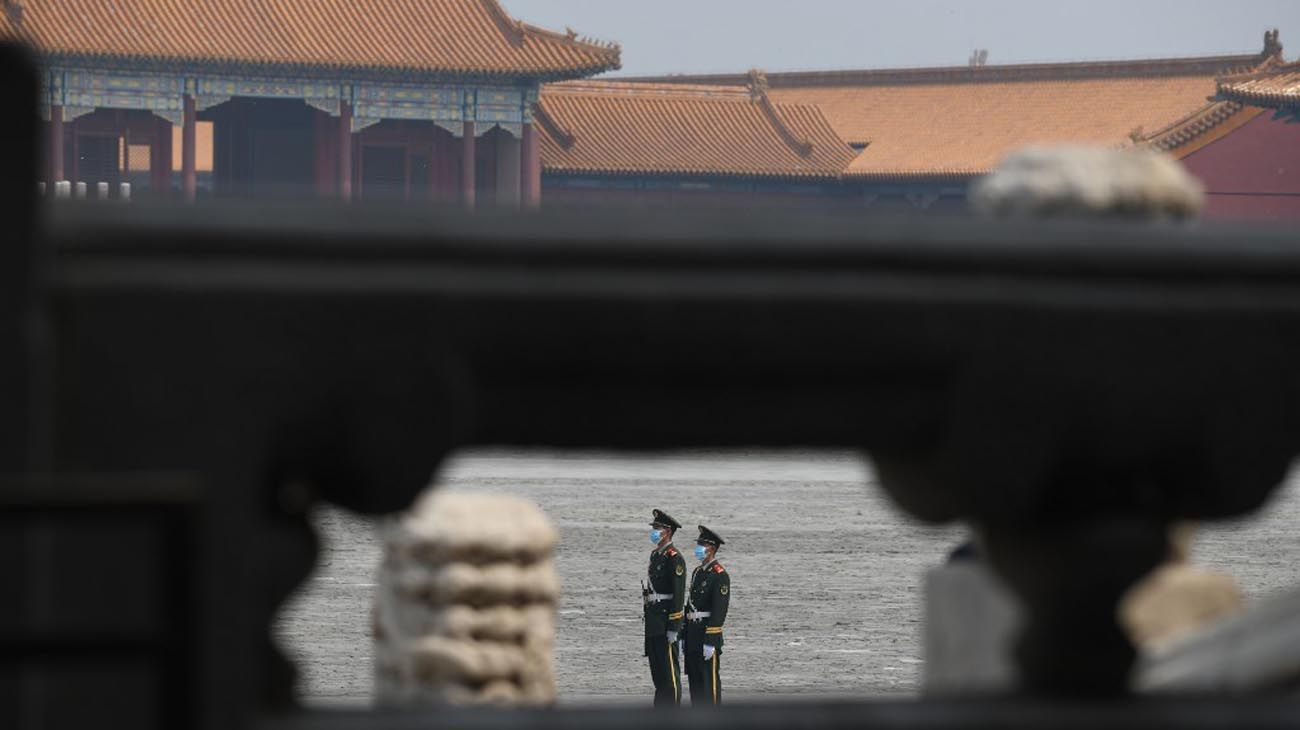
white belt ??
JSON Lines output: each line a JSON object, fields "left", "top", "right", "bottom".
{"left": 686, "top": 611, "right": 712, "bottom": 621}
{"left": 646, "top": 593, "right": 673, "bottom": 603}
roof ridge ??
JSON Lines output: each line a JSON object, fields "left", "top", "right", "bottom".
{"left": 1215, "top": 61, "right": 1300, "bottom": 109}
{"left": 1142, "top": 100, "right": 1244, "bottom": 151}
{"left": 619, "top": 52, "right": 1270, "bottom": 90}
{"left": 624, "top": 30, "right": 1288, "bottom": 90}
{"left": 532, "top": 100, "right": 576, "bottom": 149}
{"left": 480, "top": 0, "right": 620, "bottom": 60}
{"left": 1212, "top": 31, "right": 1296, "bottom": 109}
{"left": 481, "top": 0, "right": 527, "bottom": 45}
{"left": 518, "top": 21, "right": 622, "bottom": 58}
{"left": 746, "top": 69, "right": 814, "bottom": 157}
{"left": 1220, "top": 57, "right": 1300, "bottom": 83}
{"left": 545, "top": 79, "right": 751, "bottom": 97}
{"left": 1217, "top": 59, "right": 1298, "bottom": 92}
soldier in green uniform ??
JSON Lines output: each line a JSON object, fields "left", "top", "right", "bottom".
{"left": 643, "top": 509, "right": 687, "bottom": 707}
{"left": 685, "top": 525, "right": 730, "bottom": 707}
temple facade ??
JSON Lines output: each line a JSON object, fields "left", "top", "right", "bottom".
{"left": 1, "top": 0, "right": 620, "bottom": 205}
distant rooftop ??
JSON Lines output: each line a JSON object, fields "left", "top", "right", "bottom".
{"left": 537, "top": 77, "right": 856, "bottom": 180}
{"left": 619, "top": 33, "right": 1285, "bottom": 180}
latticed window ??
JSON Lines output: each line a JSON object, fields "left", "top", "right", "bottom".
{"left": 125, "top": 143, "right": 151, "bottom": 174}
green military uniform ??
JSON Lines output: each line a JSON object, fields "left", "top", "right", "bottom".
{"left": 643, "top": 509, "right": 687, "bottom": 707}
{"left": 685, "top": 525, "right": 730, "bottom": 706}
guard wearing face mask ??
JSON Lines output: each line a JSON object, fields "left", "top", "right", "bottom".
{"left": 643, "top": 509, "right": 687, "bottom": 707}
{"left": 685, "top": 525, "right": 729, "bottom": 706}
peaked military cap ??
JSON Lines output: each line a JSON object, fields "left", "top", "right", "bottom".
{"left": 696, "top": 525, "right": 725, "bottom": 547}
{"left": 650, "top": 509, "right": 681, "bottom": 530}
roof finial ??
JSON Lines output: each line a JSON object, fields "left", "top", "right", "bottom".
{"left": 565, "top": 26, "right": 578, "bottom": 41}
{"left": 969, "top": 49, "right": 989, "bottom": 68}
{"left": 1263, "top": 28, "right": 1283, "bottom": 59}
{"left": 747, "top": 68, "right": 770, "bottom": 101}
{"left": 4, "top": 0, "right": 24, "bottom": 26}
{"left": 483, "top": 0, "right": 525, "bottom": 44}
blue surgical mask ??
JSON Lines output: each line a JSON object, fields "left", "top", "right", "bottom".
{"left": 694, "top": 545, "right": 708, "bottom": 562}
{"left": 650, "top": 529, "right": 663, "bottom": 545}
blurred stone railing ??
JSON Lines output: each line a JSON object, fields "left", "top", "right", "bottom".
{"left": 38, "top": 180, "right": 132, "bottom": 201}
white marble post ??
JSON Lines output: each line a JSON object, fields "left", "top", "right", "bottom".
{"left": 375, "top": 491, "right": 559, "bottom": 707}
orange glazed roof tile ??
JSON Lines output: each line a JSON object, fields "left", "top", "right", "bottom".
{"left": 0, "top": 0, "right": 620, "bottom": 79}
{"left": 536, "top": 81, "right": 856, "bottom": 180}
{"left": 1218, "top": 61, "right": 1300, "bottom": 109}
{"left": 626, "top": 46, "right": 1279, "bottom": 180}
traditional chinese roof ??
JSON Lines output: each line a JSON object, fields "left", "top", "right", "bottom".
{"left": 1217, "top": 61, "right": 1300, "bottom": 109}
{"left": 536, "top": 79, "right": 856, "bottom": 180}
{"left": 627, "top": 40, "right": 1282, "bottom": 181}
{"left": 0, "top": 0, "right": 620, "bottom": 80}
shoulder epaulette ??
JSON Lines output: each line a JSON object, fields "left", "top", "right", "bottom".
{"left": 713, "top": 563, "right": 725, "bottom": 573}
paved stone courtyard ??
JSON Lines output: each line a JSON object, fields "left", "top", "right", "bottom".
{"left": 275, "top": 450, "right": 1300, "bottom": 706}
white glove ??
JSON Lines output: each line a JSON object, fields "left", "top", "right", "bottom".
{"left": 702, "top": 644, "right": 716, "bottom": 661}
{"left": 678, "top": 639, "right": 684, "bottom": 659}
{"left": 666, "top": 630, "right": 678, "bottom": 644}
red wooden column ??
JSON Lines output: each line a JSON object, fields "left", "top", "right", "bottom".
{"left": 48, "top": 105, "right": 64, "bottom": 187}
{"left": 151, "top": 117, "right": 173, "bottom": 196}
{"left": 429, "top": 132, "right": 442, "bottom": 202}
{"left": 461, "top": 121, "right": 476, "bottom": 208}
{"left": 69, "top": 119, "right": 80, "bottom": 184}
{"left": 312, "top": 110, "right": 339, "bottom": 197}
{"left": 354, "top": 135, "right": 364, "bottom": 199}
{"left": 312, "top": 111, "right": 326, "bottom": 196}
{"left": 441, "top": 131, "right": 459, "bottom": 202}
{"left": 339, "top": 101, "right": 353, "bottom": 201}
{"left": 403, "top": 146, "right": 413, "bottom": 201}
{"left": 182, "top": 94, "right": 197, "bottom": 201}
{"left": 433, "top": 131, "right": 455, "bottom": 203}
{"left": 521, "top": 121, "right": 541, "bottom": 209}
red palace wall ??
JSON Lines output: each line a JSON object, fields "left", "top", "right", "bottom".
{"left": 1181, "top": 112, "right": 1300, "bottom": 222}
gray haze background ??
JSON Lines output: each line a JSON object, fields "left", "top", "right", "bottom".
{"left": 501, "top": 0, "right": 1300, "bottom": 76}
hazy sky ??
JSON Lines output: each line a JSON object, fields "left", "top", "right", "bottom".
{"left": 502, "top": 0, "right": 1300, "bottom": 76}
